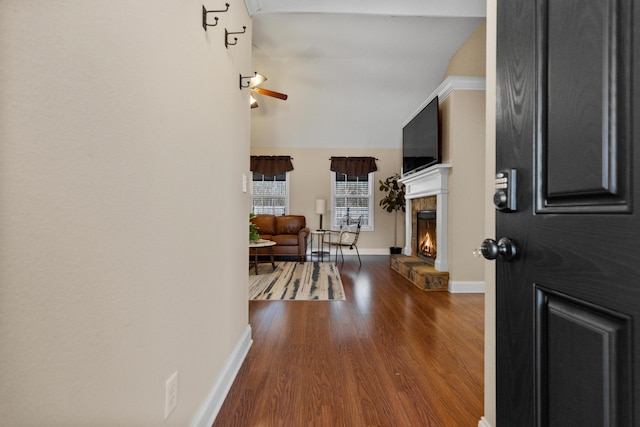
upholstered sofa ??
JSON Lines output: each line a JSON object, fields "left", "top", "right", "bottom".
{"left": 250, "top": 214, "right": 310, "bottom": 261}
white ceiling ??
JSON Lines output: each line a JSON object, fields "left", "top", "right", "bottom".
{"left": 246, "top": 0, "right": 486, "bottom": 60}
{"left": 244, "top": 0, "right": 485, "bottom": 18}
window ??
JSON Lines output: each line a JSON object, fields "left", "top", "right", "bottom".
{"left": 331, "top": 172, "right": 374, "bottom": 231}
{"left": 251, "top": 172, "right": 289, "bottom": 215}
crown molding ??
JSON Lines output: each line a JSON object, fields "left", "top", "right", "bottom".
{"left": 436, "top": 75, "right": 486, "bottom": 101}
{"left": 404, "top": 76, "right": 486, "bottom": 126}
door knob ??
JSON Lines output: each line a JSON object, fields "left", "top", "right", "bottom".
{"left": 473, "top": 237, "right": 517, "bottom": 261}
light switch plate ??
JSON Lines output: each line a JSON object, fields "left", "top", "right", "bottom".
{"left": 165, "top": 371, "right": 178, "bottom": 420}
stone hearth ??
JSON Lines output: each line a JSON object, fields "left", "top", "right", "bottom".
{"left": 390, "top": 255, "right": 449, "bottom": 291}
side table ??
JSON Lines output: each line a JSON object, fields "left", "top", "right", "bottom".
{"left": 249, "top": 239, "right": 276, "bottom": 275}
{"left": 310, "top": 230, "right": 329, "bottom": 261}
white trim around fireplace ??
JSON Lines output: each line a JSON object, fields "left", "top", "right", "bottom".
{"left": 400, "top": 164, "right": 452, "bottom": 272}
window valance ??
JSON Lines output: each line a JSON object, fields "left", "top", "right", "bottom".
{"left": 250, "top": 155, "right": 294, "bottom": 176}
{"left": 330, "top": 156, "right": 378, "bottom": 176}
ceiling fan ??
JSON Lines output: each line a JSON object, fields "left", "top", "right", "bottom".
{"left": 239, "top": 72, "right": 288, "bottom": 109}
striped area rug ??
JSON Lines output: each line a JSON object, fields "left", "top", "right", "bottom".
{"left": 249, "top": 262, "right": 346, "bottom": 301}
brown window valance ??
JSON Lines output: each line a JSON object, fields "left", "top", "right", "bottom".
{"left": 250, "top": 155, "right": 294, "bottom": 176}
{"left": 330, "top": 156, "right": 378, "bottom": 176}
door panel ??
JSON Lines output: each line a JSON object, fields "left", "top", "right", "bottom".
{"left": 496, "top": 0, "right": 640, "bottom": 425}
{"left": 535, "top": 287, "right": 632, "bottom": 426}
{"left": 537, "top": 0, "right": 632, "bottom": 212}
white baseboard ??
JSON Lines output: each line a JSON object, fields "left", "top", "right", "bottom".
{"left": 309, "top": 248, "right": 416, "bottom": 256}
{"left": 358, "top": 248, "right": 395, "bottom": 255}
{"left": 309, "top": 248, "right": 391, "bottom": 257}
{"left": 478, "top": 416, "right": 494, "bottom": 427}
{"left": 335, "top": 248, "right": 389, "bottom": 256}
{"left": 448, "top": 281, "right": 485, "bottom": 293}
{"left": 190, "top": 325, "right": 253, "bottom": 427}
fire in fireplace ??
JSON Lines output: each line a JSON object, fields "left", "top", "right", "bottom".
{"left": 416, "top": 210, "right": 436, "bottom": 263}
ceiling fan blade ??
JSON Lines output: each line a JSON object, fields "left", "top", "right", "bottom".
{"left": 252, "top": 87, "right": 288, "bottom": 100}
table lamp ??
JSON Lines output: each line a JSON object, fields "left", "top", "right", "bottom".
{"left": 315, "top": 199, "right": 326, "bottom": 230}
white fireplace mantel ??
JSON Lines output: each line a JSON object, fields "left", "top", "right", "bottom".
{"left": 399, "top": 164, "right": 452, "bottom": 271}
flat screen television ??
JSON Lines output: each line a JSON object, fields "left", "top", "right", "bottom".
{"left": 402, "top": 96, "right": 441, "bottom": 176}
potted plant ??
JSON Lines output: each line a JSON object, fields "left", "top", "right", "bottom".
{"left": 249, "top": 214, "right": 261, "bottom": 242}
{"left": 379, "top": 173, "right": 406, "bottom": 254}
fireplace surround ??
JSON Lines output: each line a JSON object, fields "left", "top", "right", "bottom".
{"left": 400, "top": 164, "right": 451, "bottom": 271}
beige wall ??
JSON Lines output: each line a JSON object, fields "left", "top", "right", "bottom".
{"left": 0, "top": 1, "right": 251, "bottom": 425}
{"left": 444, "top": 20, "right": 487, "bottom": 78}
{"left": 440, "top": 91, "right": 486, "bottom": 283}
{"left": 251, "top": 147, "right": 404, "bottom": 252}
{"left": 434, "top": 19, "right": 487, "bottom": 285}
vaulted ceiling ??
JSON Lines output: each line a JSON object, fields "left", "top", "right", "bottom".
{"left": 244, "top": 0, "right": 486, "bottom": 149}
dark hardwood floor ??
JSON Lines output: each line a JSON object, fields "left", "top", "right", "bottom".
{"left": 213, "top": 255, "right": 484, "bottom": 427}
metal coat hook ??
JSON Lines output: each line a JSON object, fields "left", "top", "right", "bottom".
{"left": 240, "top": 72, "right": 257, "bottom": 89}
{"left": 225, "top": 26, "right": 246, "bottom": 48}
{"left": 202, "top": 3, "right": 229, "bottom": 30}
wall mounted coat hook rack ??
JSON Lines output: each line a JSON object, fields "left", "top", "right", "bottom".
{"left": 202, "top": 3, "right": 229, "bottom": 30}
{"left": 225, "top": 26, "right": 246, "bottom": 48}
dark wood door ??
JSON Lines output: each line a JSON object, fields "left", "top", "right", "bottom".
{"left": 496, "top": 0, "right": 640, "bottom": 425}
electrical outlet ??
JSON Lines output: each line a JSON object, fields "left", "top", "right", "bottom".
{"left": 242, "top": 173, "right": 247, "bottom": 193}
{"left": 165, "top": 371, "right": 178, "bottom": 420}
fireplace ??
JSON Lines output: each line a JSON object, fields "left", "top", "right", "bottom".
{"left": 416, "top": 211, "right": 437, "bottom": 264}
{"left": 401, "top": 164, "right": 450, "bottom": 271}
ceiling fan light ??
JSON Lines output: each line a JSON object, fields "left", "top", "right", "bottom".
{"left": 250, "top": 73, "right": 267, "bottom": 87}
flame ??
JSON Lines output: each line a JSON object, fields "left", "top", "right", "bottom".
{"left": 419, "top": 231, "right": 436, "bottom": 257}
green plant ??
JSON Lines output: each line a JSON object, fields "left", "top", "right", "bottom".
{"left": 249, "top": 214, "right": 260, "bottom": 242}
{"left": 379, "top": 173, "right": 406, "bottom": 248}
